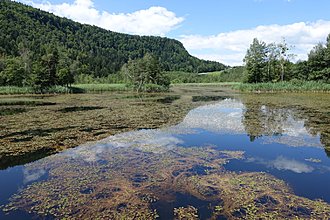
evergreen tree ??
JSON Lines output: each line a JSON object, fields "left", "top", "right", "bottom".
{"left": 243, "top": 38, "right": 267, "bottom": 83}
{"left": 308, "top": 43, "right": 328, "bottom": 81}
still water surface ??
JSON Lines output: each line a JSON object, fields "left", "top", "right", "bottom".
{"left": 1, "top": 97, "right": 330, "bottom": 219}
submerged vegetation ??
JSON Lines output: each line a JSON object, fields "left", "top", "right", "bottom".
{"left": 3, "top": 133, "right": 330, "bottom": 219}
{"left": 2, "top": 146, "right": 246, "bottom": 219}
{"left": 192, "top": 172, "right": 330, "bottom": 219}
{"left": 1, "top": 85, "right": 330, "bottom": 219}
{"left": 0, "top": 85, "right": 234, "bottom": 169}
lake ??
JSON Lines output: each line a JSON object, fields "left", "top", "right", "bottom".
{"left": 1, "top": 90, "right": 330, "bottom": 219}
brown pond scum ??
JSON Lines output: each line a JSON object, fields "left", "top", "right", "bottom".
{"left": 1, "top": 86, "right": 228, "bottom": 169}
{"left": 3, "top": 141, "right": 330, "bottom": 219}
{"left": 1, "top": 85, "right": 330, "bottom": 219}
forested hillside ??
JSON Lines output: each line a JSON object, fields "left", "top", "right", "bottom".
{"left": 0, "top": 0, "right": 226, "bottom": 87}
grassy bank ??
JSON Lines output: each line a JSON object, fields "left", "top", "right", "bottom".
{"left": 0, "top": 84, "right": 129, "bottom": 95}
{"left": 174, "top": 82, "right": 240, "bottom": 87}
{"left": 0, "top": 86, "right": 75, "bottom": 95}
{"left": 3, "top": 81, "right": 330, "bottom": 95}
{"left": 0, "top": 83, "right": 236, "bottom": 95}
{"left": 233, "top": 81, "right": 330, "bottom": 92}
{"left": 0, "top": 86, "right": 35, "bottom": 95}
{"left": 73, "top": 84, "right": 128, "bottom": 92}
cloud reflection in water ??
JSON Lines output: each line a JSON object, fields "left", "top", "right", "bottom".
{"left": 247, "top": 156, "right": 314, "bottom": 174}
{"left": 22, "top": 99, "right": 323, "bottom": 177}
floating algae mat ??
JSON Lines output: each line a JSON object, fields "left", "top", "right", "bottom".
{"left": 1, "top": 98, "right": 330, "bottom": 219}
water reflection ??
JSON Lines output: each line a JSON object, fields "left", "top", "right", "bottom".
{"left": 241, "top": 94, "right": 330, "bottom": 153}
{"left": 23, "top": 168, "right": 47, "bottom": 184}
{"left": 242, "top": 103, "right": 323, "bottom": 147}
{"left": 246, "top": 156, "right": 314, "bottom": 173}
{"left": 181, "top": 99, "right": 323, "bottom": 148}
{"left": 72, "top": 130, "right": 185, "bottom": 163}
{"left": 180, "top": 99, "right": 245, "bottom": 133}
{"left": 1, "top": 98, "right": 330, "bottom": 219}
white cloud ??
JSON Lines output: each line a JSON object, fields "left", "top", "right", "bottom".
{"left": 23, "top": 168, "right": 46, "bottom": 184}
{"left": 271, "top": 156, "right": 314, "bottom": 173}
{"left": 19, "top": 0, "right": 184, "bottom": 36}
{"left": 15, "top": 1, "right": 330, "bottom": 65}
{"left": 180, "top": 20, "right": 330, "bottom": 66}
{"left": 180, "top": 99, "right": 246, "bottom": 134}
{"left": 247, "top": 156, "right": 314, "bottom": 174}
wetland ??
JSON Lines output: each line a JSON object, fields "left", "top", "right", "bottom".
{"left": 1, "top": 85, "right": 330, "bottom": 219}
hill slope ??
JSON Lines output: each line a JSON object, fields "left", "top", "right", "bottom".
{"left": 0, "top": 0, "right": 226, "bottom": 82}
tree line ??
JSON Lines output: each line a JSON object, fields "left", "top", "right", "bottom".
{"left": 0, "top": 0, "right": 226, "bottom": 90}
{"left": 244, "top": 35, "right": 330, "bottom": 83}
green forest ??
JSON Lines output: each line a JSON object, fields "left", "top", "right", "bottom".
{"left": 244, "top": 36, "right": 330, "bottom": 83}
{"left": 0, "top": 0, "right": 329, "bottom": 93}
{"left": 0, "top": 0, "right": 226, "bottom": 90}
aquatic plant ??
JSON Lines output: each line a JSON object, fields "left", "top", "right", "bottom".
{"left": 0, "top": 88, "right": 208, "bottom": 169}
{"left": 3, "top": 144, "right": 245, "bottom": 219}
{"left": 179, "top": 172, "right": 330, "bottom": 219}
{"left": 174, "top": 206, "right": 198, "bottom": 220}
{"left": 2, "top": 85, "right": 330, "bottom": 219}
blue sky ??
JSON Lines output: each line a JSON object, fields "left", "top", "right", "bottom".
{"left": 94, "top": 0, "right": 330, "bottom": 35}
{"left": 16, "top": 0, "right": 330, "bottom": 65}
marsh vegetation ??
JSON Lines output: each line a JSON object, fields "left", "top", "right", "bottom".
{"left": 1, "top": 85, "right": 330, "bottom": 219}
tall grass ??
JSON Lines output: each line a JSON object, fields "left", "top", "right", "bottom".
{"left": 0, "top": 84, "right": 130, "bottom": 95}
{"left": 73, "top": 84, "right": 129, "bottom": 92}
{"left": 0, "top": 86, "right": 34, "bottom": 95}
{"left": 233, "top": 81, "right": 330, "bottom": 92}
{"left": 174, "top": 82, "right": 240, "bottom": 87}
{"left": 0, "top": 86, "right": 75, "bottom": 95}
